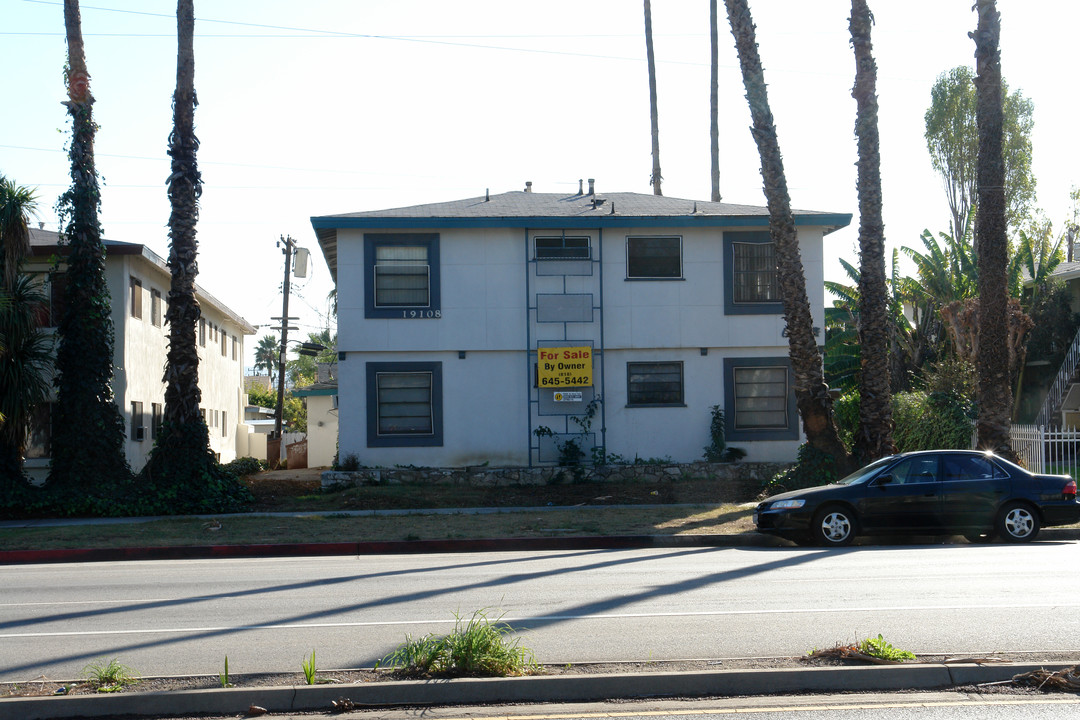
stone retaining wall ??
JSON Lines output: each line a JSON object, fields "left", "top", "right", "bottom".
{"left": 321, "top": 462, "right": 788, "bottom": 503}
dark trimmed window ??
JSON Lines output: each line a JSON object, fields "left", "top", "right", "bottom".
{"left": 199, "top": 319, "right": 206, "bottom": 347}
{"left": 130, "top": 277, "right": 143, "bottom": 319}
{"left": 364, "top": 234, "right": 440, "bottom": 318}
{"left": 151, "top": 403, "right": 162, "bottom": 440}
{"left": 151, "top": 289, "right": 162, "bottom": 327}
{"left": 724, "top": 231, "right": 782, "bottom": 314}
{"left": 221, "top": 331, "right": 228, "bottom": 357}
{"left": 536, "top": 236, "right": 590, "bottom": 260}
{"left": 131, "top": 401, "right": 144, "bottom": 441}
{"left": 626, "top": 236, "right": 681, "bottom": 278}
{"left": 366, "top": 361, "right": 443, "bottom": 447}
{"left": 724, "top": 357, "right": 798, "bottom": 440}
{"left": 627, "top": 361, "right": 684, "bottom": 406}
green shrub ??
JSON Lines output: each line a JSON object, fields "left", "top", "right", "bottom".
{"left": 222, "top": 456, "right": 265, "bottom": 478}
{"left": 703, "top": 406, "right": 747, "bottom": 462}
{"left": 379, "top": 609, "right": 536, "bottom": 677}
{"left": 831, "top": 391, "right": 860, "bottom": 451}
{"left": 892, "top": 390, "right": 975, "bottom": 452}
{"left": 762, "top": 443, "right": 839, "bottom": 497}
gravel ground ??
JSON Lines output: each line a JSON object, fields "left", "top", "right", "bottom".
{"left": 5, "top": 653, "right": 1078, "bottom": 699}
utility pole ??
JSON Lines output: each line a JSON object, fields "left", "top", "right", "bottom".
{"left": 273, "top": 235, "right": 298, "bottom": 443}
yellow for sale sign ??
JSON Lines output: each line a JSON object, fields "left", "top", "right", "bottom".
{"left": 538, "top": 347, "right": 593, "bottom": 388}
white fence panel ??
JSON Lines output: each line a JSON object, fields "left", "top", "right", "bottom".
{"left": 1010, "top": 424, "right": 1080, "bottom": 478}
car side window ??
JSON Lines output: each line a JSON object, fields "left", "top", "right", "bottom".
{"left": 885, "top": 457, "right": 937, "bottom": 485}
{"left": 942, "top": 456, "right": 1000, "bottom": 481}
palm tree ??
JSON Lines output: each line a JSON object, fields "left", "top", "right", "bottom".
{"left": 0, "top": 276, "right": 54, "bottom": 480}
{"left": 140, "top": 0, "right": 250, "bottom": 513}
{"left": 644, "top": 0, "right": 662, "bottom": 195}
{"left": 254, "top": 334, "right": 279, "bottom": 379}
{"left": 0, "top": 177, "right": 38, "bottom": 289}
{"left": 723, "top": 0, "right": 852, "bottom": 471}
{"left": 709, "top": 0, "right": 721, "bottom": 202}
{"left": 972, "top": 0, "right": 1013, "bottom": 456}
{"left": 849, "top": 0, "right": 893, "bottom": 462}
{"left": 50, "top": 0, "right": 131, "bottom": 491}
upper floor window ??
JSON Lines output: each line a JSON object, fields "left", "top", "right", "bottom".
{"left": 231, "top": 336, "right": 238, "bottom": 361}
{"left": 221, "top": 331, "right": 227, "bottom": 357}
{"left": 627, "top": 361, "right": 684, "bottom": 407}
{"left": 151, "top": 289, "right": 162, "bottom": 327}
{"left": 364, "top": 234, "right": 441, "bottom": 318}
{"left": 724, "top": 231, "right": 782, "bottom": 314}
{"left": 626, "top": 236, "right": 681, "bottom": 279}
{"left": 129, "top": 277, "right": 143, "bottom": 319}
{"left": 535, "top": 236, "right": 590, "bottom": 260}
{"left": 199, "top": 318, "right": 207, "bottom": 346}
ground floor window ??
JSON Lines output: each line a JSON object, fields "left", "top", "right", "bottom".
{"left": 366, "top": 361, "right": 443, "bottom": 447}
{"left": 723, "top": 357, "right": 798, "bottom": 440}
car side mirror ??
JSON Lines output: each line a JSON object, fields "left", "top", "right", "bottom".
{"left": 875, "top": 474, "right": 893, "bottom": 487}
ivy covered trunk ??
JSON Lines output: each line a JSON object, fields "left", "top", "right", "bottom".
{"left": 972, "top": 0, "right": 1014, "bottom": 457}
{"left": 724, "top": 0, "right": 854, "bottom": 473}
{"left": 50, "top": 0, "right": 132, "bottom": 492}
{"left": 139, "top": 0, "right": 250, "bottom": 513}
{"left": 849, "top": 0, "right": 894, "bottom": 462}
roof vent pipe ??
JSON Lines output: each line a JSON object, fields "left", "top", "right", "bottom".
{"left": 610, "top": 201, "right": 615, "bottom": 215}
{"left": 578, "top": 179, "right": 583, "bottom": 195}
{"left": 485, "top": 188, "right": 490, "bottom": 201}
{"left": 525, "top": 181, "right": 533, "bottom": 193}
{"left": 588, "top": 178, "right": 595, "bottom": 195}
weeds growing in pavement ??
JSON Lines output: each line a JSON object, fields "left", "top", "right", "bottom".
{"left": 302, "top": 650, "right": 317, "bottom": 685}
{"left": 219, "top": 655, "right": 232, "bottom": 687}
{"left": 858, "top": 634, "right": 916, "bottom": 661}
{"left": 82, "top": 658, "right": 139, "bottom": 692}
{"left": 378, "top": 608, "right": 536, "bottom": 677}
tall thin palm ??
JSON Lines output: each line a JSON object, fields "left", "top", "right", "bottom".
{"left": 644, "top": 0, "right": 662, "bottom": 195}
{"left": 254, "top": 335, "right": 279, "bottom": 379}
{"left": 849, "top": 0, "right": 893, "bottom": 461}
{"left": 972, "top": 0, "right": 1012, "bottom": 454}
{"left": 724, "top": 0, "right": 852, "bottom": 471}
{"left": 51, "top": 0, "right": 131, "bottom": 490}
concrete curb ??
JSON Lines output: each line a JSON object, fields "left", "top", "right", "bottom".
{"left": 2, "top": 662, "right": 1074, "bottom": 720}
{"left": 0, "top": 533, "right": 781, "bottom": 565}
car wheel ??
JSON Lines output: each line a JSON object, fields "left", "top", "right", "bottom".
{"left": 813, "top": 506, "right": 856, "bottom": 546}
{"left": 996, "top": 502, "right": 1040, "bottom": 543}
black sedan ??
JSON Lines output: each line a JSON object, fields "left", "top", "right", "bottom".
{"left": 754, "top": 450, "right": 1079, "bottom": 546}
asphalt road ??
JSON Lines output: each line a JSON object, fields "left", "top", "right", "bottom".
{"left": 2, "top": 541, "right": 1079, "bottom": 682}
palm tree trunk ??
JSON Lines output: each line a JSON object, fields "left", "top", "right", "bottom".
{"left": 162, "top": 0, "right": 203, "bottom": 430}
{"left": 723, "top": 0, "right": 852, "bottom": 470}
{"left": 972, "top": 0, "right": 1013, "bottom": 456}
{"left": 644, "top": 0, "right": 662, "bottom": 195}
{"left": 849, "top": 0, "right": 893, "bottom": 462}
{"left": 50, "top": 0, "right": 131, "bottom": 490}
{"left": 710, "top": 0, "right": 721, "bottom": 202}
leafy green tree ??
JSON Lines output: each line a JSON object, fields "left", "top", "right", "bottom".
{"left": 50, "top": 0, "right": 132, "bottom": 492}
{"left": 285, "top": 329, "right": 335, "bottom": 387}
{"left": 0, "top": 276, "right": 54, "bottom": 484}
{"left": 247, "top": 383, "right": 305, "bottom": 432}
{"left": 0, "top": 177, "right": 38, "bottom": 288}
{"left": 924, "top": 65, "right": 1035, "bottom": 241}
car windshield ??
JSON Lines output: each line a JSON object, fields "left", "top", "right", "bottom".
{"left": 835, "top": 455, "right": 898, "bottom": 485}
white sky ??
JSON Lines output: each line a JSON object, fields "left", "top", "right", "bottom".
{"left": 3, "top": 0, "right": 1078, "bottom": 373}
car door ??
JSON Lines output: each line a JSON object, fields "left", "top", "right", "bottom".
{"left": 857, "top": 456, "right": 941, "bottom": 532}
{"left": 938, "top": 454, "right": 1008, "bottom": 531}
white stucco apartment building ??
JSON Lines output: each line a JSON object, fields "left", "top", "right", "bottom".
{"left": 311, "top": 186, "right": 850, "bottom": 468}
{"left": 24, "top": 228, "right": 257, "bottom": 480}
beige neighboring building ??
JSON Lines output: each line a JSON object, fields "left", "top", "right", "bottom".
{"left": 24, "top": 228, "right": 258, "bottom": 480}
{"left": 293, "top": 363, "right": 338, "bottom": 468}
